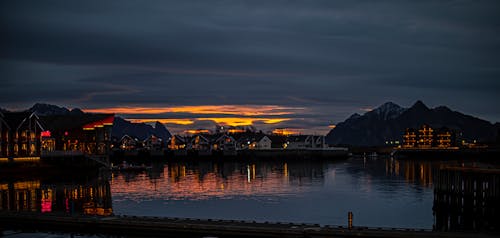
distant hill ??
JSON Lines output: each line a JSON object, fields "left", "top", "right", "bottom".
{"left": 29, "top": 103, "right": 84, "bottom": 116}
{"left": 326, "top": 101, "right": 499, "bottom": 146}
{"left": 112, "top": 117, "right": 171, "bottom": 141}
{"left": 4, "top": 103, "right": 171, "bottom": 142}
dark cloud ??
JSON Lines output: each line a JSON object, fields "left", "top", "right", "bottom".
{"left": 1, "top": 0, "right": 500, "bottom": 131}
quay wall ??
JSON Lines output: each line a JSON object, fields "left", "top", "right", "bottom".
{"left": 0, "top": 212, "right": 493, "bottom": 238}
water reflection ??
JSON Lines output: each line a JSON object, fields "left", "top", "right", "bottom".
{"left": 385, "top": 158, "right": 434, "bottom": 187}
{"left": 110, "top": 158, "right": 438, "bottom": 227}
{"left": 111, "top": 161, "right": 326, "bottom": 201}
{"left": 0, "top": 174, "right": 112, "bottom": 216}
{"left": 2, "top": 157, "right": 498, "bottom": 231}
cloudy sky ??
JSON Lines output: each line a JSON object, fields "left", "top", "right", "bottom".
{"left": 1, "top": 0, "right": 499, "bottom": 134}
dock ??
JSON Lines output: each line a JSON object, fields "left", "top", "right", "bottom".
{"left": 0, "top": 212, "right": 496, "bottom": 238}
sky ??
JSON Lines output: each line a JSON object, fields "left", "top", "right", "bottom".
{"left": 1, "top": 0, "right": 500, "bottom": 135}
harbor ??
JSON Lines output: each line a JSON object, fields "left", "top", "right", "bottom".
{"left": 2, "top": 157, "right": 499, "bottom": 237}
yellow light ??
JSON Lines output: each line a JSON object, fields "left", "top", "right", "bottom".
{"left": 273, "top": 128, "right": 301, "bottom": 136}
{"left": 227, "top": 129, "right": 246, "bottom": 133}
{"left": 84, "top": 105, "right": 303, "bottom": 116}
{"left": 184, "top": 129, "right": 211, "bottom": 134}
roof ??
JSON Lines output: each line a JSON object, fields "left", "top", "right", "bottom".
{"left": 172, "top": 135, "right": 186, "bottom": 143}
{"left": 40, "top": 114, "right": 114, "bottom": 132}
{"left": 1, "top": 111, "right": 36, "bottom": 130}
{"left": 236, "top": 134, "right": 268, "bottom": 143}
{"left": 288, "top": 135, "right": 309, "bottom": 142}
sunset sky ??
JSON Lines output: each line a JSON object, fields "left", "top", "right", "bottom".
{"left": 1, "top": 1, "right": 499, "bottom": 135}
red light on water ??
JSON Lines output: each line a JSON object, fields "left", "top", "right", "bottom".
{"left": 41, "top": 199, "right": 52, "bottom": 213}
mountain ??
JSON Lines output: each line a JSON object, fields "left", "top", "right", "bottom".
{"left": 326, "top": 101, "right": 499, "bottom": 146}
{"left": 29, "top": 103, "right": 71, "bottom": 116}
{"left": 10, "top": 103, "right": 172, "bottom": 142}
{"left": 112, "top": 117, "right": 171, "bottom": 141}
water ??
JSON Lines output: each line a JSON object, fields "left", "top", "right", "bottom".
{"left": 2, "top": 156, "right": 498, "bottom": 235}
{"left": 110, "top": 158, "right": 435, "bottom": 228}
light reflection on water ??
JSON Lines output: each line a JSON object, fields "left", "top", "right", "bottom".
{"left": 109, "top": 158, "right": 445, "bottom": 228}
{"left": 3, "top": 157, "right": 497, "bottom": 231}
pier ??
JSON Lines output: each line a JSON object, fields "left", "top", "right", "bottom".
{"left": 0, "top": 212, "right": 496, "bottom": 238}
{"left": 433, "top": 167, "right": 500, "bottom": 231}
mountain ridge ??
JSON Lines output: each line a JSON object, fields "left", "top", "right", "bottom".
{"left": 326, "top": 101, "right": 499, "bottom": 146}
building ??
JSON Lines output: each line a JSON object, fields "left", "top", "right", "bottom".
{"left": 168, "top": 135, "right": 187, "bottom": 150}
{"left": 1, "top": 111, "right": 115, "bottom": 159}
{"left": 435, "top": 127, "right": 453, "bottom": 148}
{"left": 40, "top": 114, "right": 114, "bottom": 155}
{"left": 236, "top": 134, "right": 272, "bottom": 150}
{"left": 143, "top": 134, "right": 163, "bottom": 151}
{"left": 118, "top": 135, "right": 139, "bottom": 151}
{"left": 213, "top": 134, "right": 237, "bottom": 151}
{"left": 0, "top": 111, "right": 44, "bottom": 158}
{"left": 402, "top": 128, "right": 417, "bottom": 148}
{"left": 418, "top": 124, "right": 433, "bottom": 148}
{"left": 285, "top": 135, "right": 327, "bottom": 149}
{"left": 191, "top": 134, "right": 212, "bottom": 152}
{"left": 402, "top": 125, "right": 455, "bottom": 149}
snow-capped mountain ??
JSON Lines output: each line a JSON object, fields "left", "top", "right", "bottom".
{"left": 326, "top": 100, "right": 499, "bottom": 146}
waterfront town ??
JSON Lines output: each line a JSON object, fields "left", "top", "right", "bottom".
{"left": 1, "top": 107, "right": 499, "bottom": 236}
{"left": 1, "top": 109, "right": 495, "bottom": 163}
{"left": 2, "top": 0, "right": 500, "bottom": 236}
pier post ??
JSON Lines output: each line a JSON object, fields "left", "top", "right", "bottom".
{"left": 348, "top": 211, "right": 353, "bottom": 230}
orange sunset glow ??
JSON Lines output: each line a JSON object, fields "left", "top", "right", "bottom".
{"left": 129, "top": 118, "right": 195, "bottom": 125}
{"left": 84, "top": 105, "right": 302, "bottom": 116}
{"left": 128, "top": 117, "right": 290, "bottom": 127}
{"left": 272, "top": 128, "right": 302, "bottom": 136}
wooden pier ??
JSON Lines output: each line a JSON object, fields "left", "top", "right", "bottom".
{"left": 0, "top": 212, "right": 496, "bottom": 238}
{"left": 433, "top": 167, "right": 500, "bottom": 232}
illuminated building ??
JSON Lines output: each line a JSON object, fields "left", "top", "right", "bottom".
{"left": 168, "top": 135, "right": 187, "bottom": 150}
{"left": 118, "top": 135, "right": 139, "bottom": 150}
{"left": 143, "top": 134, "right": 163, "bottom": 151}
{"left": 237, "top": 135, "right": 272, "bottom": 150}
{"left": 213, "top": 134, "right": 237, "bottom": 152}
{"left": 435, "top": 127, "right": 453, "bottom": 148}
{"left": 0, "top": 111, "right": 44, "bottom": 158}
{"left": 418, "top": 124, "right": 433, "bottom": 148}
{"left": 191, "top": 134, "right": 212, "bottom": 153}
{"left": 40, "top": 114, "right": 114, "bottom": 155}
{"left": 401, "top": 125, "right": 455, "bottom": 149}
{"left": 268, "top": 135, "right": 288, "bottom": 149}
{"left": 402, "top": 128, "right": 417, "bottom": 147}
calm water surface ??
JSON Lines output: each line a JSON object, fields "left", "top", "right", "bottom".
{"left": 4, "top": 156, "right": 496, "bottom": 233}
{"left": 110, "top": 157, "right": 438, "bottom": 228}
